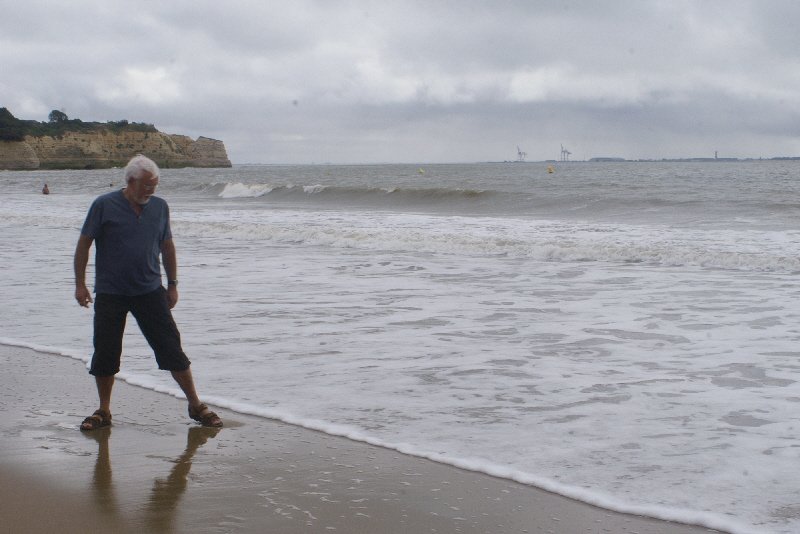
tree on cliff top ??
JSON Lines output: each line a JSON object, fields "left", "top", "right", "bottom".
{"left": 48, "top": 109, "right": 69, "bottom": 123}
{"left": 0, "top": 107, "right": 25, "bottom": 141}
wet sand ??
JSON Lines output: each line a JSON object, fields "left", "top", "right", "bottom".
{"left": 0, "top": 345, "right": 722, "bottom": 533}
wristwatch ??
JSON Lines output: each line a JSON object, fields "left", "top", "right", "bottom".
{"left": 168, "top": 279, "right": 178, "bottom": 286}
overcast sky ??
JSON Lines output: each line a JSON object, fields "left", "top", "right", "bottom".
{"left": 2, "top": 1, "right": 799, "bottom": 163}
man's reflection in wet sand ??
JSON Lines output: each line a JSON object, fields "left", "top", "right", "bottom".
{"left": 84, "top": 426, "right": 221, "bottom": 533}
{"left": 83, "top": 427, "right": 117, "bottom": 518}
{"left": 145, "top": 427, "right": 221, "bottom": 532}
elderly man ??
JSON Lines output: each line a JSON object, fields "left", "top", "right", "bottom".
{"left": 74, "top": 154, "right": 222, "bottom": 430}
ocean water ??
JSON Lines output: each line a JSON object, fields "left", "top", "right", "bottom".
{"left": 3, "top": 161, "right": 800, "bottom": 533}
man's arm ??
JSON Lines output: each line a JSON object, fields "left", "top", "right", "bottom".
{"left": 74, "top": 234, "right": 94, "bottom": 307}
{"left": 161, "top": 238, "right": 179, "bottom": 309}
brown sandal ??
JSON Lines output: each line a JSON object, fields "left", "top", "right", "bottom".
{"left": 188, "top": 403, "right": 223, "bottom": 427}
{"left": 80, "top": 409, "right": 112, "bottom": 431}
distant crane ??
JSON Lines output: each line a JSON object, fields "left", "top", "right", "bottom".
{"left": 517, "top": 146, "right": 527, "bottom": 162}
{"left": 560, "top": 144, "right": 571, "bottom": 162}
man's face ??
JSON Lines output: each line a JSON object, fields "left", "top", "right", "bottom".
{"left": 129, "top": 171, "right": 159, "bottom": 205}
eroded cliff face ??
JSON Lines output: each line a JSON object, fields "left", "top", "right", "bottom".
{"left": 0, "top": 140, "right": 39, "bottom": 169}
{"left": 0, "top": 130, "right": 231, "bottom": 170}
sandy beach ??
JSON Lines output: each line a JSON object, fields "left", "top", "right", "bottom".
{"left": 0, "top": 345, "right": 722, "bottom": 534}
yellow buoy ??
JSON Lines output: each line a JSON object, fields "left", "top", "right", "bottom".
{"left": 547, "top": 165, "right": 554, "bottom": 174}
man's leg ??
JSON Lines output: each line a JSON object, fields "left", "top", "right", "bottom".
{"left": 172, "top": 368, "right": 222, "bottom": 427}
{"left": 82, "top": 294, "right": 127, "bottom": 430}
{"left": 170, "top": 368, "right": 201, "bottom": 407}
{"left": 80, "top": 375, "right": 115, "bottom": 430}
{"left": 96, "top": 375, "right": 115, "bottom": 414}
{"left": 132, "top": 289, "right": 222, "bottom": 427}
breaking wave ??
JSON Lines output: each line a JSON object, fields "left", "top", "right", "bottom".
{"left": 215, "top": 182, "right": 493, "bottom": 209}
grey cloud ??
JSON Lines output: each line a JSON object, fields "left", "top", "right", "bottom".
{"left": 1, "top": 0, "right": 799, "bottom": 163}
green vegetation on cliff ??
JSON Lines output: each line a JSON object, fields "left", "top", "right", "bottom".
{"left": 0, "top": 107, "right": 157, "bottom": 141}
{"left": 0, "top": 108, "right": 26, "bottom": 141}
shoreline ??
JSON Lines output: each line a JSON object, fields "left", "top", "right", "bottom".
{"left": 0, "top": 344, "right": 723, "bottom": 533}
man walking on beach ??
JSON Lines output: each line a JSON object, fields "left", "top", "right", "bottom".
{"left": 74, "top": 154, "right": 222, "bottom": 430}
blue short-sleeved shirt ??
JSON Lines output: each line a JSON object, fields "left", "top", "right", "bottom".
{"left": 80, "top": 189, "right": 172, "bottom": 296}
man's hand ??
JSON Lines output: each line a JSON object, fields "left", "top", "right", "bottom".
{"left": 166, "top": 285, "right": 179, "bottom": 309}
{"left": 74, "top": 235, "right": 94, "bottom": 307}
{"left": 75, "top": 285, "right": 93, "bottom": 307}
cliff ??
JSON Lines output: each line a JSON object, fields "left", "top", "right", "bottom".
{"left": 0, "top": 130, "right": 232, "bottom": 170}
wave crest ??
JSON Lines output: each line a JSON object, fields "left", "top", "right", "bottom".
{"left": 219, "top": 183, "right": 276, "bottom": 198}
{"left": 214, "top": 182, "right": 491, "bottom": 206}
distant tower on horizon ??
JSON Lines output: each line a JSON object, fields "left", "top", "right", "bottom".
{"left": 560, "top": 144, "right": 571, "bottom": 162}
{"left": 517, "top": 146, "right": 527, "bottom": 162}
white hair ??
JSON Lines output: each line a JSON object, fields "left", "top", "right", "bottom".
{"left": 124, "top": 154, "right": 160, "bottom": 182}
